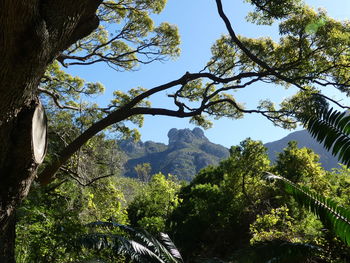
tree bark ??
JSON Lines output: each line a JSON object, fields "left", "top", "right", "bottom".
{"left": 0, "top": 214, "right": 16, "bottom": 263}
{"left": 0, "top": 0, "right": 102, "bottom": 260}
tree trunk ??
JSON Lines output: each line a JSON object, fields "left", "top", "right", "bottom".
{"left": 0, "top": 0, "right": 102, "bottom": 260}
{"left": 0, "top": 214, "right": 16, "bottom": 263}
{"left": 0, "top": 102, "right": 46, "bottom": 262}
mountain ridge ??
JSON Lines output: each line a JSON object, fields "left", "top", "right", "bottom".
{"left": 119, "top": 128, "right": 229, "bottom": 181}
{"left": 119, "top": 128, "right": 340, "bottom": 181}
{"left": 265, "top": 129, "right": 340, "bottom": 170}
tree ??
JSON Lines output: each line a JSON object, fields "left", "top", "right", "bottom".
{"left": 274, "top": 141, "right": 326, "bottom": 185}
{"left": 168, "top": 139, "right": 340, "bottom": 261}
{"left": 15, "top": 176, "right": 129, "bottom": 262}
{"left": 1, "top": 0, "right": 350, "bottom": 261}
{"left": 169, "top": 139, "right": 272, "bottom": 259}
{"left": 265, "top": 173, "right": 350, "bottom": 262}
{"left": 261, "top": 106, "right": 350, "bottom": 261}
{"left": 127, "top": 173, "right": 180, "bottom": 234}
{"left": 135, "top": 163, "right": 152, "bottom": 182}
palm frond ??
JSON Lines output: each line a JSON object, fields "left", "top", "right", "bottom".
{"left": 79, "top": 221, "right": 183, "bottom": 263}
{"left": 265, "top": 172, "right": 350, "bottom": 246}
{"left": 159, "top": 233, "right": 184, "bottom": 263}
{"left": 300, "top": 107, "right": 350, "bottom": 166}
{"left": 128, "top": 240, "right": 166, "bottom": 263}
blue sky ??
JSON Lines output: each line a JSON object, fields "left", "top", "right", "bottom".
{"left": 68, "top": 0, "right": 350, "bottom": 148}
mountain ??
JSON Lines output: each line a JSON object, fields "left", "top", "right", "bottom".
{"left": 265, "top": 129, "right": 340, "bottom": 170}
{"left": 119, "top": 128, "right": 341, "bottom": 181}
{"left": 119, "top": 128, "right": 230, "bottom": 181}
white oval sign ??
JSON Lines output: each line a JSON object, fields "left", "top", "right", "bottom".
{"left": 32, "top": 102, "right": 47, "bottom": 163}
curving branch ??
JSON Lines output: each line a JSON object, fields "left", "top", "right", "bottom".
{"left": 38, "top": 87, "right": 80, "bottom": 111}
{"left": 37, "top": 71, "right": 296, "bottom": 185}
{"left": 214, "top": 0, "right": 350, "bottom": 110}
{"left": 36, "top": 1, "right": 350, "bottom": 188}
{"left": 59, "top": 166, "right": 116, "bottom": 187}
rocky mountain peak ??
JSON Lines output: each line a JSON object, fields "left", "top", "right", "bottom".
{"left": 168, "top": 127, "right": 208, "bottom": 146}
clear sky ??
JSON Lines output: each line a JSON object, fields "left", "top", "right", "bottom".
{"left": 68, "top": 0, "right": 350, "bottom": 148}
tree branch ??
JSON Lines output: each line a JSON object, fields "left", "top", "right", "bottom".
{"left": 37, "top": 70, "right": 293, "bottom": 186}
{"left": 59, "top": 166, "right": 115, "bottom": 187}
{"left": 38, "top": 87, "right": 80, "bottom": 111}
{"left": 214, "top": 0, "right": 350, "bottom": 110}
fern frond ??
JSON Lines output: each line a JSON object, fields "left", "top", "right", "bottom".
{"left": 265, "top": 172, "right": 350, "bottom": 246}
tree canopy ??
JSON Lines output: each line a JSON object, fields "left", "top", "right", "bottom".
{"left": 1, "top": 0, "right": 350, "bottom": 261}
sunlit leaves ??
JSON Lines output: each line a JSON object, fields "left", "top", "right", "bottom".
{"left": 127, "top": 173, "right": 181, "bottom": 234}
{"left": 115, "top": 126, "right": 142, "bottom": 141}
{"left": 189, "top": 115, "right": 213, "bottom": 129}
{"left": 169, "top": 139, "right": 272, "bottom": 257}
{"left": 208, "top": 35, "right": 239, "bottom": 76}
{"left": 266, "top": 173, "right": 350, "bottom": 246}
{"left": 110, "top": 40, "right": 138, "bottom": 69}
{"left": 40, "top": 61, "right": 105, "bottom": 120}
{"left": 135, "top": 0, "right": 167, "bottom": 14}
{"left": 250, "top": 205, "right": 296, "bottom": 244}
{"left": 210, "top": 5, "right": 350, "bottom": 96}
{"left": 16, "top": 177, "right": 130, "bottom": 262}
{"left": 111, "top": 87, "right": 150, "bottom": 108}
{"left": 153, "top": 23, "right": 181, "bottom": 58}
{"left": 207, "top": 93, "right": 244, "bottom": 120}
{"left": 179, "top": 79, "right": 204, "bottom": 102}
{"left": 278, "top": 7, "right": 350, "bottom": 89}
{"left": 245, "top": 0, "right": 304, "bottom": 25}
{"left": 280, "top": 88, "right": 329, "bottom": 119}
{"left": 274, "top": 141, "right": 326, "bottom": 185}
{"left": 61, "top": 0, "right": 180, "bottom": 69}
{"left": 42, "top": 61, "right": 104, "bottom": 100}
{"left": 305, "top": 17, "right": 327, "bottom": 35}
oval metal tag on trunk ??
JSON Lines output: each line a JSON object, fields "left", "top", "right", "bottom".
{"left": 32, "top": 102, "right": 48, "bottom": 164}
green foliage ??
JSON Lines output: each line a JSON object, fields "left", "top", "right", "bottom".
{"left": 324, "top": 165, "right": 350, "bottom": 207}
{"left": 67, "top": 0, "right": 180, "bottom": 68}
{"left": 266, "top": 173, "right": 350, "bottom": 246}
{"left": 274, "top": 141, "right": 326, "bottom": 184}
{"left": 39, "top": 0, "right": 182, "bottom": 147}
{"left": 15, "top": 183, "right": 84, "bottom": 262}
{"left": 127, "top": 173, "right": 181, "bottom": 234}
{"left": 25, "top": 1, "right": 350, "bottom": 261}
{"left": 134, "top": 163, "right": 152, "bottom": 182}
{"left": 19, "top": 133, "right": 350, "bottom": 262}
{"left": 169, "top": 139, "right": 272, "bottom": 258}
{"left": 15, "top": 177, "right": 129, "bottom": 262}
{"left": 300, "top": 107, "right": 350, "bottom": 167}
{"left": 80, "top": 221, "right": 183, "bottom": 263}
{"left": 250, "top": 205, "right": 297, "bottom": 244}
{"left": 201, "top": 5, "right": 350, "bottom": 129}
{"left": 250, "top": 205, "right": 323, "bottom": 245}
{"left": 245, "top": 0, "right": 304, "bottom": 25}
{"left": 166, "top": 138, "right": 345, "bottom": 261}
{"left": 280, "top": 88, "right": 329, "bottom": 119}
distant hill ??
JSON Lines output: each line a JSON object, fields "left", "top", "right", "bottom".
{"left": 119, "top": 128, "right": 341, "bottom": 181}
{"left": 265, "top": 129, "right": 340, "bottom": 170}
{"left": 119, "top": 128, "right": 230, "bottom": 181}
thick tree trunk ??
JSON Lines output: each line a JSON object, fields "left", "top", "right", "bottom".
{"left": 0, "top": 0, "right": 102, "bottom": 260}
{"left": 0, "top": 214, "right": 16, "bottom": 263}
{"left": 0, "top": 102, "right": 45, "bottom": 263}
